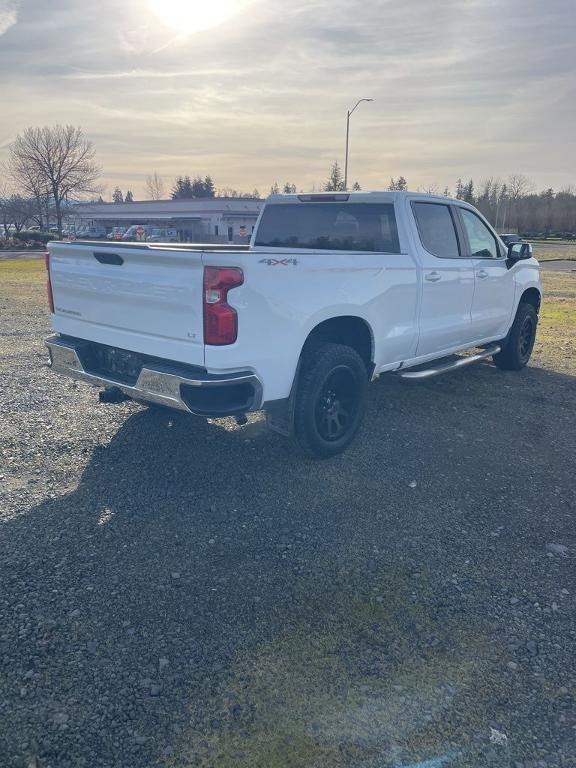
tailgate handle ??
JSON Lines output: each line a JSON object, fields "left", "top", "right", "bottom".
{"left": 94, "top": 252, "right": 124, "bottom": 266}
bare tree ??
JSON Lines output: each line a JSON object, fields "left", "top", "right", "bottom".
{"left": 216, "top": 187, "right": 240, "bottom": 198}
{"left": 0, "top": 195, "right": 34, "bottom": 235}
{"left": 8, "top": 125, "right": 101, "bottom": 236}
{"left": 508, "top": 174, "right": 534, "bottom": 200}
{"left": 145, "top": 171, "right": 165, "bottom": 200}
{"left": 5, "top": 148, "right": 50, "bottom": 230}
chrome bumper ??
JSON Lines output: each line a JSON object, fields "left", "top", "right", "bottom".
{"left": 45, "top": 335, "right": 263, "bottom": 417}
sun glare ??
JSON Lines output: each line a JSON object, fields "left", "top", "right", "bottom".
{"left": 147, "top": 0, "right": 242, "bottom": 34}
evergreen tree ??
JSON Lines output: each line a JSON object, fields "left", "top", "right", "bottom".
{"left": 171, "top": 176, "right": 184, "bottom": 199}
{"left": 463, "top": 179, "right": 475, "bottom": 204}
{"left": 171, "top": 176, "right": 194, "bottom": 199}
{"left": 191, "top": 176, "right": 205, "bottom": 197}
{"left": 181, "top": 176, "right": 193, "bottom": 198}
{"left": 283, "top": 182, "right": 297, "bottom": 194}
{"left": 270, "top": 182, "right": 280, "bottom": 195}
{"left": 203, "top": 176, "right": 216, "bottom": 198}
{"left": 388, "top": 177, "right": 407, "bottom": 191}
{"left": 125, "top": 190, "right": 134, "bottom": 202}
{"left": 173, "top": 175, "right": 216, "bottom": 199}
{"left": 352, "top": 182, "right": 361, "bottom": 191}
{"left": 112, "top": 187, "right": 123, "bottom": 203}
{"left": 324, "top": 162, "right": 345, "bottom": 192}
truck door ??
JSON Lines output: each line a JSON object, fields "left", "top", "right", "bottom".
{"left": 409, "top": 200, "right": 475, "bottom": 356}
{"left": 455, "top": 206, "right": 514, "bottom": 341}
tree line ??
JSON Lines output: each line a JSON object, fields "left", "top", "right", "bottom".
{"left": 452, "top": 175, "right": 576, "bottom": 235}
{"left": 311, "top": 167, "right": 576, "bottom": 235}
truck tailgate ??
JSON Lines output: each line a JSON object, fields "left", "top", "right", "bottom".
{"left": 48, "top": 242, "right": 205, "bottom": 366}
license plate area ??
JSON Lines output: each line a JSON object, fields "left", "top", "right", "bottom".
{"left": 79, "top": 343, "right": 145, "bottom": 385}
{"left": 70, "top": 338, "right": 208, "bottom": 386}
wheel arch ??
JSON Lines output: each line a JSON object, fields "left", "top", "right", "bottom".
{"left": 301, "top": 315, "right": 375, "bottom": 375}
{"left": 519, "top": 286, "right": 542, "bottom": 313}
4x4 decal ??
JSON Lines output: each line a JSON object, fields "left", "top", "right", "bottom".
{"left": 259, "top": 258, "right": 298, "bottom": 266}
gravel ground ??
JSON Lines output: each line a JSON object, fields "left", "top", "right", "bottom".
{"left": 1, "top": 263, "right": 575, "bottom": 768}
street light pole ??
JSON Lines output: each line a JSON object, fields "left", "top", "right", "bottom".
{"left": 344, "top": 98, "right": 373, "bottom": 190}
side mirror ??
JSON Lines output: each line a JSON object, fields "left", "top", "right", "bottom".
{"left": 507, "top": 241, "right": 533, "bottom": 261}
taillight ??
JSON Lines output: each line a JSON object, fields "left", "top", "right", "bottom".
{"left": 45, "top": 252, "right": 54, "bottom": 314}
{"left": 203, "top": 266, "right": 243, "bottom": 345}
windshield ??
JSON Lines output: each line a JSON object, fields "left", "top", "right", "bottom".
{"left": 255, "top": 202, "right": 400, "bottom": 252}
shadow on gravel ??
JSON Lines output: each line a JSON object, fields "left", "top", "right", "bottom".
{"left": 1, "top": 362, "right": 575, "bottom": 768}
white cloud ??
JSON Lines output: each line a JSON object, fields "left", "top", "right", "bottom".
{"left": 0, "top": 0, "right": 19, "bottom": 35}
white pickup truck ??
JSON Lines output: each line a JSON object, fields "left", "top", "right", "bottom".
{"left": 46, "top": 191, "right": 541, "bottom": 457}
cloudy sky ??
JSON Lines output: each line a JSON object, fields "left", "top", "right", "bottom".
{"left": 0, "top": 0, "right": 574, "bottom": 199}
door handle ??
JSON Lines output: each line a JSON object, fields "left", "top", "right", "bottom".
{"left": 425, "top": 272, "right": 441, "bottom": 282}
{"left": 476, "top": 269, "right": 488, "bottom": 279}
{"left": 94, "top": 252, "right": 124, "bottom": 266}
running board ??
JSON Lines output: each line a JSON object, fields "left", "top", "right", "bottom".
{"left": 398, "top": 345, "right": 501, "bottom": 380}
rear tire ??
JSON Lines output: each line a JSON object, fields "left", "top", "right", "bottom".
{"left": 493, "top": 302, "right": 538, "bottom": 371}
{"left": 293, "top": 343, "right": 368, "bottom": 458}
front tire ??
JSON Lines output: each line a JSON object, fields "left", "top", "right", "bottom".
{"left": 293, "top": 343, "right": 368, "bottom": 458}
{"left": 493, "top": 302, "right": 538, "bottom": 371}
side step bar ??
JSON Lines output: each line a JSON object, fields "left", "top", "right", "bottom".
{"left": 398, "top": 345, "right": 501, "bottom": 380}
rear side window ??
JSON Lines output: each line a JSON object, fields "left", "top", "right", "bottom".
{"left": 255, "top": 203, "right": 400, "bottom": 253}
{"left": 412, "top": 202, "right": 460, "bottom": 258}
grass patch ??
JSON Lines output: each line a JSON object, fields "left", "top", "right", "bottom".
{"left": 0, "top": 258, "right": 46, "bottom": 299}
{"left": 533, "top": 243, "right": 576, "bottom": 261}
{"left": 0, "top": 258, "right": 45, "bottom": 281}
{"left": 532, "top": 273, "right": 576, "bottom": 374}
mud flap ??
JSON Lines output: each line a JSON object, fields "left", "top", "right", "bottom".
{"left": 265, "top": 360, "right": 301, "bottom": 437}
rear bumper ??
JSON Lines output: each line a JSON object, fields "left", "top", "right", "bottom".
{"left": 45, "top": 335, "right": 263, "bottom": 417}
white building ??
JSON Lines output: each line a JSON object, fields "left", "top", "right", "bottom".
{"left": 71, "top": 197, "right": 264, "bottom": 243}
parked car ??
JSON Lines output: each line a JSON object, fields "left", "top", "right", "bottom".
{"left": 45, "top": 191, "right": 541, "bottom": 457}
{"left": 499, "top": 233, "right": 522, "bottom": 246}
{"left": 76, "top": 226, "right": 107, "bottom": 240}
{"left": 106, "top": 227, "right": 127, "bottom": 240}
{"left": 121, "top": 225, "right": 178, "bottom": 242}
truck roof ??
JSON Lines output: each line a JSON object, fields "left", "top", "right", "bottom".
{"left": 266, "top": 191, "right": 455, "bottom": 204}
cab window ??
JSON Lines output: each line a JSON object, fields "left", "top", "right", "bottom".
{"left": 255, "top": 203, "right": 400, "bottom": 253}
{"left": 412, "top": 202, "right": 460, "bottom": 258}
{"left": 459, "top": 208, "right": 500, "bottom": 259}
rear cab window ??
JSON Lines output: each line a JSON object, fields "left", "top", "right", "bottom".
{"left": 255, "top": 202, "right": 400, "bottom": 253}
{"left": 411, "top": 202, "right": 461, "bottom": 258}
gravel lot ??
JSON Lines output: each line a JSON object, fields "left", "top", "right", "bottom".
{"left": 1, "top": 262, "right": 575, "bottom": 768}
